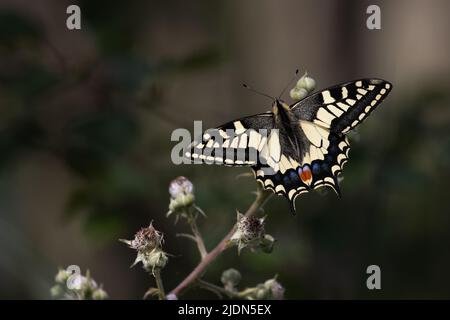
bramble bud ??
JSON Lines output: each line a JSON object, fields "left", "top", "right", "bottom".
{"left": 168, "top": 176, "right": 196, "bottom": 218}
{"left": 121, "top": 222, "right": 168, "bottom": 274}
{"left": 260, "top": 234, "right": 276, "bottom": 254}
{"left": 264, "top": 278, "right": 285, "bottom": 300}
{"left": 236, "top": 214, "right": 265, "bottom": 241}
{"left": 169, "top": 176, "right": 194, "bottom": 199}
{"left": 55, "top": 268, "right": 70, "bottom": 284}
{"left": 290, "top": 72, "right": 316, "bottom": 101}
{"left": 230, "top": 212, "right": 267, "bottom": 253}
{"left": 92, "top": 288, "right": 108, "bottom": 300}
{"left": 50, "top": 268, "right": 108, "bottom": 300}
{"left": 121, "top": 222, "right": 163, "bottom": 252}
{"left": 242, "top": 277, "right": 285, "bottom": 300}
{"left": 50, "top": 285, "right": 64, "bottom": 298}
{"left": 296, "top": 72, "right": 316, "bottom": 93}
{"left": 166, "top": 293, "right": 178, "bottom": 300}
{"left": 289, "top": 87, "right": 308, "bottom": 101}
{"left": 221, "top": 268, "right": 242, "bottom": 291}
{"left": 146, "top": 249, "right": 168, "bottom": 270}
{"left": 255, "top": 284, "right": 268, "bottom": 299}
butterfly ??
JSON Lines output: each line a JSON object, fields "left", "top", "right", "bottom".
{"left": 186, "top": 79, "right": 392, "bottom": 213}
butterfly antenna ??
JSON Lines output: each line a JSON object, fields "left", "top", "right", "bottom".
{"left": 242, "top": 83, "right": 274, "bottom": 101}
{"left": 278, "top": 69, "right": 299, "bottom": 99}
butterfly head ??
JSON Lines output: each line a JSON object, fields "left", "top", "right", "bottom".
{"left": 272, "top": 99, "right": 290, "bottom": 116}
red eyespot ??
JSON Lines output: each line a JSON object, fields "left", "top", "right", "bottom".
{"left": 299, "top": 165, "right": 312, "bottom": 184}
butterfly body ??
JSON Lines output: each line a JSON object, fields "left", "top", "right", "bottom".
{"left": 186, "top": 79, "right": 392, "bottom": 213}
{"left": 272, "top": 100, "right": 303, "bottom": 159}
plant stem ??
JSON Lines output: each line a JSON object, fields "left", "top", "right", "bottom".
{"left": 168, "top": 188, "right": 272, "bottom": 297}
{"left": 189, "top": 219, "right": 208, "bottom": 259}
{"left": 195, "top": 279, "right": 234, "bottom": 298}
{"left": 153, "top": 269, "right": 166, "bottom": 300}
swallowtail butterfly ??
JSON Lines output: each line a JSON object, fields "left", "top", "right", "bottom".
{"left": 186, "top": 79, "right": 392, "bottom": 213}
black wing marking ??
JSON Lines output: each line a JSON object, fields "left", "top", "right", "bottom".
{"left": 185, "top": 113, "right": 275, "bottom": 166}
{"left": 291, "top": 79, "right": 392, "bottom": 134}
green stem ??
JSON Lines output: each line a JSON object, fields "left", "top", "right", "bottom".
{"left": 189, "top": 219, "right": 208, "bottom": 259}
{"left": 195, "top": 279, "right": 232, "bottom": 298}
{"left": 153, "top": 269, "right": 166, "bottom": 300}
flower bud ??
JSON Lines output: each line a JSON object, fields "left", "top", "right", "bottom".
{"left": 255, "top": 284, "right": 269, "bottom": 299}
{"left": 92, "top": 288, "right": 108, "bottom": 300}
{"left": 289, "top": 87, "right": 308, "bottom": 101}
{"left": 168, "top": 176, "right": 196, "bottom": 217}
{"left": 51, "top": 268, "right": 108, "bottom": 300}
{"left": 169, "top": 176, "right": 194, "bottom": 198}
{"left": 146, "top": 249, "right": 168, "bottom": 270}
{"left": 55, "top": 269, "right": 70, "bottom": 284}
{"left": 296, "top": 72, "right": 316, "bottom": 92}
{"left": 230, "top": 213, "right": 267, "bottom": 253}
{"left": 121, "top": 223, "right": 168, "bottom": 274}
{"left": 236, "top": 214, "right": 265, "bottom": 241}
{"left": 166, "top": 293, "right": 178, "bottom": 300}
{"left": 121, "top": 222, "right": 163, "bottom": 252}
{"left": 50, "top": 285, "right": 64, "bottom": 298}
{"left": 260, "top": 234, "right": 276, "bottom": 253}
{"left": 263, "top": 278, "right": 285, "bottom": 300}
{"left": 221, "top": 268, "right": 242, "bottom": 290}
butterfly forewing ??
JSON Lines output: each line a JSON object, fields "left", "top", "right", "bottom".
{"left": 186, "top": 113, "right": 275, "bottom": 167}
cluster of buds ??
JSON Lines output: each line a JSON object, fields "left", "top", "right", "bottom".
{"left": 245, "top": 277, "right": 285, "bottom": 300}
{"left": 230, "top": 212, "right": 276, "bottom": 254}
{"left": 167, "top": 176, "right": 205, "bottom": 222}
{"left": 50, "top": 268, "right": 108, "bottom": 300}
{"left": 120, "top": 222, "right": 168, "bottom": 274}
{"left": 220, "top": 269, "right": 285, "bottom": 300}
{"left": 289, "top": 72, "right": 316, "bottom": 101}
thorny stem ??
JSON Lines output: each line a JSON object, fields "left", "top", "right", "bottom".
{"left": 153, "top": 269, "right": 166, "bottom": 300}
{"left": 169, "top": 188, "right": 272, "bottom": 297}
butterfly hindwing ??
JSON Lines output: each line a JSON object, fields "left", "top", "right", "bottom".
{"left": 252, "top": 131, "right": 350, "bottom": 212}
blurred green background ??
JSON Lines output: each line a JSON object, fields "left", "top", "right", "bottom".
{"left": 1, "top": 0, "right": 450, "bottom": 299}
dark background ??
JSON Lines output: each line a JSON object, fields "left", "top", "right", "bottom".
{"left": 1, "top": 0, "right": 450, "bottom": 299}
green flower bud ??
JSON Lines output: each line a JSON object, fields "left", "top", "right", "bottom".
{"left": 296, "top": 72, "right": 316, "bottom": 92}
{"left": 263, "top": 278, "right": 285, "bottom": 300}
{"left": 168, "top": 194, "right": 195, "bottom": 213}
{"left": 51, "top": 268, "right": 108, "bottom": 300}
{"left": 92, "top": 288, "right": 108, "bottom": 300}
{"left": 146, "top": 249, "right": 168, "bottom": 270}
{"left": 255, "top": 284, "right": 269, "bottom": 299}
{"left": 221, "top": 268, "right": 242, "bottom": 290}
{"left": 289, "top": 87, "right": 308, "bottom": 101}
{"left": 260, "top": 234, "right": 276, "bottom": 254}
{"left": 50, "top": 285, "right": 64, "bottom": 298}
{"left": 55, "top": 269, "right": 70, "bottom": 284}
